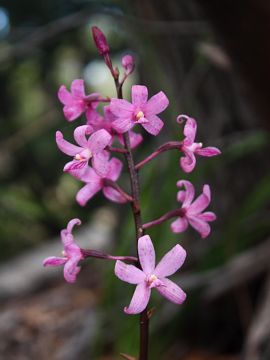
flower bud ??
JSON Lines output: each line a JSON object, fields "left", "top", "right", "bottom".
{"left": 91, "top": 26, "right": 110, "bottom": 55}
{"left": 122, "top": 54, "right": 135, "bottom": 75}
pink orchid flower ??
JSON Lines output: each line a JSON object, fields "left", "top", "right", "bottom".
{"left": 171, "top": 180, "right": 216, "bottom": 238}
{"left": 56, "top": 125, "right": 112, "bottom": 177}
{"left": 110, "top": 85, "right": 169, "bottom": 136}
{"left": 115, "top": 235, "right": 186, "bottom": 314}
{"left": 43, "top": 218, "right": 83, "bottom": 283}
{"left": 87, "top": 105, "right": 143, "bottom": 149}
{"left": 58, "top": 79, "right": 101, "bottom": 122}
{"left": 75, "top": 153, "right": 127, "bottom": 206}
{"left": 178, "top": 115, "right": 221, "bottom": 173}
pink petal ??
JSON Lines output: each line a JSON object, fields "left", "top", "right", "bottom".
{"left": 131, "top": 85, "right": 148, "bottom": 106}
{"left": 177, "top": 190, "right": 186, "bottom": 203}
{"left": 145, "top": 91, "right": 169, "bottom": 115}
{"left": 128, "top": 131, "right": 143, "bottom": 148}
{"left": 195, "top": 146, "right": 221, "bottom": 157}
{"left": 56, "top": 131, "right": 82, "bottom": 156}
{"left": 103, "top": 186, "right": 127, "bottom": 203}
{"left": 92, "top": 151, "right": 110, "bottom": 177}
{"left": 87, "top": 129, "right": 112, "bottom": 154}
{"left": 43, "top": 256, "right": 66, "bottom": 267}
{"left": 138, "top": 235, "right": 155, "bottom": 275}
{"left": 79, "top": 166, "right": 101, "bottom": 183}
{"left": 110, "top": 98, "right": 134, "bottom": 118}
{"left": 63, "top": 257, "right": 81, "bottom": 283}
{"left": 154, "top": 244, "right": 186, "bottom": 278}
{"left": 187, "top": 215, "right": 211, "bottom": 238}
{"left": 106, "top": 158, "right": 123, "bottom": 181}
{"left": 76, "top": 182, "right": 102, "bottom": 206}
{"left": 67, "top": 218, "right": 81, "bottom": 233}
{"left": 58, "top": 85, "right": 72, "bottom": 105}
{"left": 156, "top": 277, "right": 186, "bottom": 305}
{"left": 112, "top": 117, "right": 133, "bottom": 133}
{"left": 63, "top": 103, "right": 85, "bottom": 121}
{"left": 176, "top": 180, "right": 195, "bottom": 207}
{"left": 141, "top": 114, "right": 164, "bottom": 136}
{"left": 197, "top": 211, "right": 216, "bottom": 222}
{"left": 73, "top": 125, "right": 93, "bottom": 147}
{"left": 124, "top": 283, "right": 151, "bottom": 315}
{"left": 188, "top": 185, "right": 211, "bottom": 215}
{"left": 70, "top": 79, "right": 85, "bottom": 97}
{"left": 115, "top": 260, "right": 145, "bottom": 284}
{"left": 182, "top": 116, "right": 197, "bottom": 145}
{"left": 180, "top": 148, "right": 196, "bottom": 173}
{"left": 63, "top": 160, "right": 88, "bottom": 180}
{"left": 86, "top": 108, "right": 104, "bottom": 128}
{"left": 64, "top": 242, "right": 82, "bottom": 258}
{"left": 170, "top": 217, "right": 189, "bottom": 233}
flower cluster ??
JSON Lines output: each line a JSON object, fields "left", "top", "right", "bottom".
{"left": 43, "top": 26, "right": 221, "bottom": 319}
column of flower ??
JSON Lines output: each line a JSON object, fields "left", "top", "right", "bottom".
{"left": 43, "top": 26, "right": 220, "bottom": 360}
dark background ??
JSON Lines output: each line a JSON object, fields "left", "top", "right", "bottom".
{"left": 0, "top": 1, "right": 269, "bottom": 359}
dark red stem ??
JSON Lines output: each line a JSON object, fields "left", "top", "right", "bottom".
{"left": 107, "top": 146, "right": 128, "bottom": 154}
{"left": 142, "top": 209, "right": 183, "bottom": 230}
{"left": 81, "top": 249, "right": 137, "bottom": 263}
{"left": 135, "top": 141, "right": 182, "bottom": 170}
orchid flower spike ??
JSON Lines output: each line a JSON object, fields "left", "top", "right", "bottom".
{"left": 171, "top": 180, "right": 216, "bottom": 238}
{"left": 177, "top": 115, "right": 221, "bottom": 173}
{"left": 110, "top": 85, "right": 169, "bottom": 136}
{"left": 43, "top": 219, "right": 83, "bottom": 283}
{"left": 58, "top": 79, "right": 102, "bottom": 122}
{"left": 56, "top": 125, "right": 112, "bottom": 177}
{"left": 75, "top": 154, "right": 127, "bottom": 206}
{"left": 86, "top": 105, "right": 143, "bottom": 149}
{"left": 115, "top": 235, "right": 186, "bottom": 314}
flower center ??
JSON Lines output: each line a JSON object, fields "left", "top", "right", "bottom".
{"left": 147, "top": 274, "right": 158, "bottom": 286}
{"left": 135, "top": 110, "right": 144, "bottom": 121}
{"left": 74, "top": 149, "right": 92, "bottom": 161}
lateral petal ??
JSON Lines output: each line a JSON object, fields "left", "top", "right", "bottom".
{"left": 141, "top": 115, "right": 164, "bottom": 136}
{"left": 87, "top": 129, "right": 112, "bottom": 154}
{"left": 70, "top": 79, "right": 85, "bottom": 97}
{"left": 155, "top": 244, "right": 186, "bottom": 278}
{"left": 115, "top": 260, "right": 145, "bottom": 284}
{"left": 124, "top": 283, "right": 151, "bottom": 315}
{"left": 170, "top": 217, "right": 189, "bottom": 233}
{"left": 188, "top": 185, "right": 211, "bottom": 214}
{"left": 176, "top": 180, "right": 195, "bottom": 207}
{"left": 56, "top": 131, "right": 82, "bottom": 156}
{"left": 145, "top": 91, "right": 169, "bottom": 115}
{"left": 156, "top": 277, "right": 186, "bottom": 304}
{"left": 188, "top": 215, "right": 211, "bottom": 238}
{"left": 76, "top": 182, "right": 102, "bottom": 206}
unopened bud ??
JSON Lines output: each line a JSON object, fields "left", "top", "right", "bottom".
{"left": 91, "top": 26, "right": 109, "bottom": 55}
{"left": 122, "top": 54, "right": 135, "bottom": 75}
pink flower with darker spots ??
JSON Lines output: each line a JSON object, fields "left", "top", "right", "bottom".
{"left": 171, "top": 180, "right": 216, "bottom": 238}
{"left": 178, "top": 115, "right": 221, "bottom": 173}
{"left": 110, "top": 85, "right": 169, "bottom": 136}
{"left": 56, "top": 125, "right": 112, "bottom": 177}
{"left": 115, "top": 235, "right": 186, "bottom": 314}
{"left": 58, "top": 79, "right": 102, "bottom": 122}
{"left": 43, "top": 219, "right": 83, "bottom": 283}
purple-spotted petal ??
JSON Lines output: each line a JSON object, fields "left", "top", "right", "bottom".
{"left": 110, "top": 98, "right": 134, "bottom": 117}
{"left": 182, "top": 116, "right": 197, "bottom": 145}
{"left": 187, "top": 215, "right": 211, "bottom": 238}
{"left": 124, "top": 282, "right": 151, "bottom": 315}
{"left": 74, "top": 125, "right": 93, "bottom": 147}
{"left": 43, "top": 256, "right": 67, "bottom": 267}
{"left": 76, "top": 182, "right": 102, "bottom": 206}
{"left": 145, "top": 91, "right": 169, "bottom": 115}
{"left": 63, "top": 103, "right": 85, "bottom": 121}
{"left": 56, "top": 131, "right": 82, "bottom": 156}
{"left": 103, "top": 186, "right": 127, "bottom": 203}
{"left": 138, "top": 235, "right": 155, "bottom": 275}
{"left": 87, "top": 129, "right": 112, "bottom": 154}
{"left": 106, "top": 158, "right": 123, "bottom": 181}
{"left": 79, "top": 166, "right": 101, "bottom": 183}
{"left": 180, "top": 148, "right": 196, "bottom": 173}
{"left": 131, "top": 85, "right": 148, "bottom": 106}
{"left": 112, "top": 117, "right": 133, "bottom": 133}
{"left": 141, "top": 114, "right": 164, "bottom": 136}
{"left": 115, "top": 260, "right": 145, "bottom": 284}
{"left": 197, "top": 211, "right": 216, "bottom": 222}
{"left": 71, "top": 79, "right": 85, "bottom": 97}
{"left": 63, "top": 257, "right": 81, "bottom": 283}
{"left": 176, "top": 180, "right": 195, "bottom": 207}
{"left": 64, "top": 160, "right": 88, "bottom": 179}
{"left": 156, "top": 277, "right": 186, "bottom": 305}
{"left": 170, "top": 217, "right": 189, "bottom": 233}
{"left": 155, "top": 244, "right": 186, "bottom": 278}
{"left": 188, "top": 185, "right": 211, "bottom": 215}
{"left": 92, "top": 151, "right": 110, "bottom": 177}
{"left": 195, "top": 146, "right": 221, "bottom": 157}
